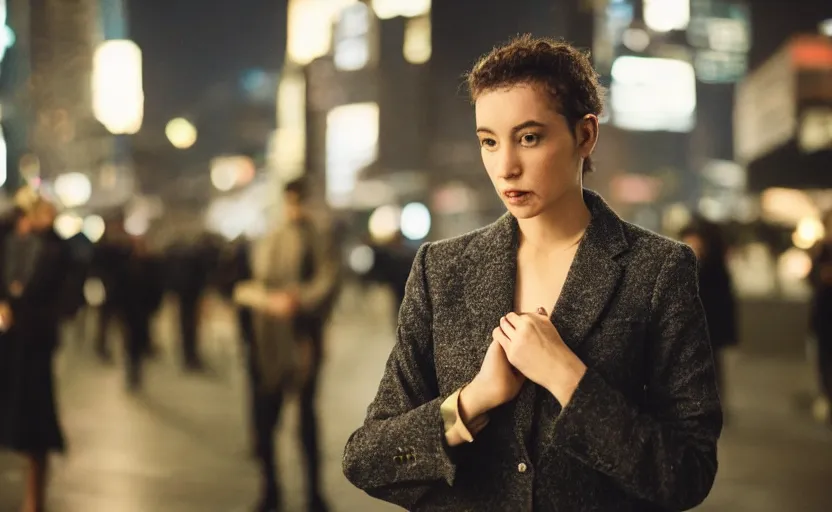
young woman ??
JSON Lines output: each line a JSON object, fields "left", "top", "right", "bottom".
{"left": 343, "top": 36, "right": 722, "bottom": 511}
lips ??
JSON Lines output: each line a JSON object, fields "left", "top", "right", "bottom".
{"left": 503, "top": 189, "right": 532, "bottom": 205}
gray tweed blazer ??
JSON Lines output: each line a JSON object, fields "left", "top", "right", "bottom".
{"left": 343, "top": 190, "right": 722, "bottom": 511}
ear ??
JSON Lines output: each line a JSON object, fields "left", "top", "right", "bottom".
{"left": 575, "top": 114, "right": 599, "bottom": 158}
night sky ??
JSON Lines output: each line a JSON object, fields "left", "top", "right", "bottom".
{"left": 127, "top": 0, "right": 287, "bottom": 142}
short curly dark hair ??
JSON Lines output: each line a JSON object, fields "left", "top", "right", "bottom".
{"left": 466, "top": 35, "right": 604, "bottom": 175}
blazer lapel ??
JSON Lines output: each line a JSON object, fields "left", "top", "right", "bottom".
{"left": 462, "top": 213, "right": 518, "bottom": 351}
{"left": 462, "top": 215, "right": 538, "bottom": 443}
{"left": 552, "top": 190, "right": 629, "bottom": 351}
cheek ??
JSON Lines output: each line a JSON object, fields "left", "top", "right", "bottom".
{"left": 481, "top": 152, "right": 499, "bottom": 181}
{"left": 533, "top": 142, "right": 578, "bottom": 179}
{"left": 521, "top": 148, "right": 562, "bottom": 182}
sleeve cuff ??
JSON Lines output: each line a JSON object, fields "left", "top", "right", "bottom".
{"left": 550, "top": 368, "right": 630, "bottom": 467}
{"left": 440, "top": 385, "right": 489, "bottom": 445}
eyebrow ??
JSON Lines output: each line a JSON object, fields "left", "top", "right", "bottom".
{"left": 476, "top": 120, "right": 547, "bottom": 135}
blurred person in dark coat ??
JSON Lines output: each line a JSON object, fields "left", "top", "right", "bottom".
{"left": 0, "top": 188, "right": 73, "bottom": 512}
{"left": 89, "top": 214, "right": 133, "bottom": 362}
{"left": 680, "top": 219, "right": 738, "bottom": 398}
{"left": 365, "top": 233, "right": 418, "bottom": 325}
{"left": 809, "top": 210, "right": 832, "bottom": 424}
{"left": 233, "top": 178, "right": 341, "bottom": 512}
{"left": 121, "top": 236, "right": 165, "bottom": 391}
{"left": 165, "top": 234, "right": 220, "bottom": 371}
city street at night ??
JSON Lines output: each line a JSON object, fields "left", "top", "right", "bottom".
{"left": 1, "top": 0, "right": 832, "bottom": 511}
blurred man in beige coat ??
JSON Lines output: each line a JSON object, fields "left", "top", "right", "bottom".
{"left": 234, "top": 177, "right": 340, "bottom": 512}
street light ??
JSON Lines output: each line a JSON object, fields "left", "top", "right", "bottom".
{"left": 165, "top": 117, "right": 197, "bottom": 149}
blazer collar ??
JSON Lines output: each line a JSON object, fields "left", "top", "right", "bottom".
{"left": 462, "top": 189, "right": 629, "bottom": 349}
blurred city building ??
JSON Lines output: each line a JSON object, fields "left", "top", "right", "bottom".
{"left": 1, "top": 0, "right": 139, "bottom": 235}
{"left": 273, "top": 0, "right": 756, "bottom": 241}
{"left": 736, "top": 35, "right": 832, "bottom": 192}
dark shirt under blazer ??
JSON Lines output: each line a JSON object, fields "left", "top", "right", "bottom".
{"left": 343, "top": 190, "right": 722, "bottom": 511}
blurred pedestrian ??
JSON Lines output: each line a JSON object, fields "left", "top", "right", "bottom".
{"left": 809, "top": 210, "right": 832, "bottom": 425}
{"left": 680, "top": 218, "right": 738, "bottom": 400}
{"left": 89, "top": 214, "right": 132, "bottom": 362}
{"left": 233, "top": 177, "right": 341, "bottom": 512}
{"left": 0, "top": 188, "right": 74, "bottom": 512}
{"left": 165, "top": 236, "right": 215, "bottom": 371}
{"left": 364, "top": 233, "right": 417, "bottom": 325}
{"left": 121, "top": 236, "right": 165, "bottom": 391}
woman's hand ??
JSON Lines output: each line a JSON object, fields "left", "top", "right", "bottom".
{"left": 266, "top": 290, "right": 299, "bottom": 318}
{"left": 496, "top": 307, "right": 587, "bottom": 405}
{"left": 464, "top": 338, "right": 526, "bottom": 416}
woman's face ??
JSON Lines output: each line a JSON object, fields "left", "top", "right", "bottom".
{"left": 474, "top": 83, "right": 596, "bottom": 219}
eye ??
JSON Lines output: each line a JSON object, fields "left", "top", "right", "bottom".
{"left": 519, "top": 133, "right": 540, "bottom": 147}
{"left": 479, "top": 138, "right": 497, "bottom": 150}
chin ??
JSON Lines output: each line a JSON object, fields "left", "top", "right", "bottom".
{"left": 504, "top": 202, "right": 544, "bottom": 220}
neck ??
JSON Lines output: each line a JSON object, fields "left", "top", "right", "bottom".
{"left": 517, "top": 188, "right": 590, "bottom": 254}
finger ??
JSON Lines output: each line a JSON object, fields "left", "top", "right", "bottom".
{"left": 494, "top": 330, "right": 511, "bottom": 353}
{"left": 506, "top": 311, "right": 523, "bottom": 327}
{"left": 537, "top": 306, "right": 548, "bottom": 316}
{"left": 499, "top": 316, "right": 516, "bottom": 335}
{"left": 492, "top": 326, "right": 510, "bottom": 344}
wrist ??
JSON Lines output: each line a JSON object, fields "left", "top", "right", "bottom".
{"left": 460, "top": 377, "right": 492, "bottom": 419}
{"left": 545, "top": 352, "right": 587, "bottom": 405}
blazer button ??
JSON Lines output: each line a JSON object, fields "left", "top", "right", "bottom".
{"left": 517, "top": 462, "right": 528, "bottom": 473}
{"left": 393, "top": 455, "right": 402, "bottom": 464}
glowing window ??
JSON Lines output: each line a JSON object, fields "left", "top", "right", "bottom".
{"left": 371, "top": 0, "right": 430, "bottom": 19}
{"left": 92, "top": 40, "right": 144, "bottom": 134}
{"left": 326, "top": 103, "right": 380, "bottom": 208}
{"left": 287, "top": 0, "right": 356, "bottom": 65}
{"left": 334, "top": 3, "right": 372, "bottom": 71}
{"left": 643, "top": 0, "right": 689, "bottom": 33}
{"left": 610, "top": 56, "right": 696, "bottom": 132}
{"left": 403, "top": 16, "right": 431, "bottom": 64}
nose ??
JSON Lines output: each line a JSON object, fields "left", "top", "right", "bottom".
{"left": 494, "top": 145, "right": 521, "bottom": 180}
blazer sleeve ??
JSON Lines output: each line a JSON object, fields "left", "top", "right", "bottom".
{"left": 549, "top": 244, "right": 722, "bottom": 511}
{"left": 342, "top": 242, "right": 460, "bottom": 508}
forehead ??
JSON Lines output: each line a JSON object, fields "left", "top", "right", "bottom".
{"left": 474, "top": 83, "right": 560, "bottom": 128}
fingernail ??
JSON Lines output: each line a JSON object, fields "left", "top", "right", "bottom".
{"left": 537, "top": 307, "right": 546, "bottom": 315}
